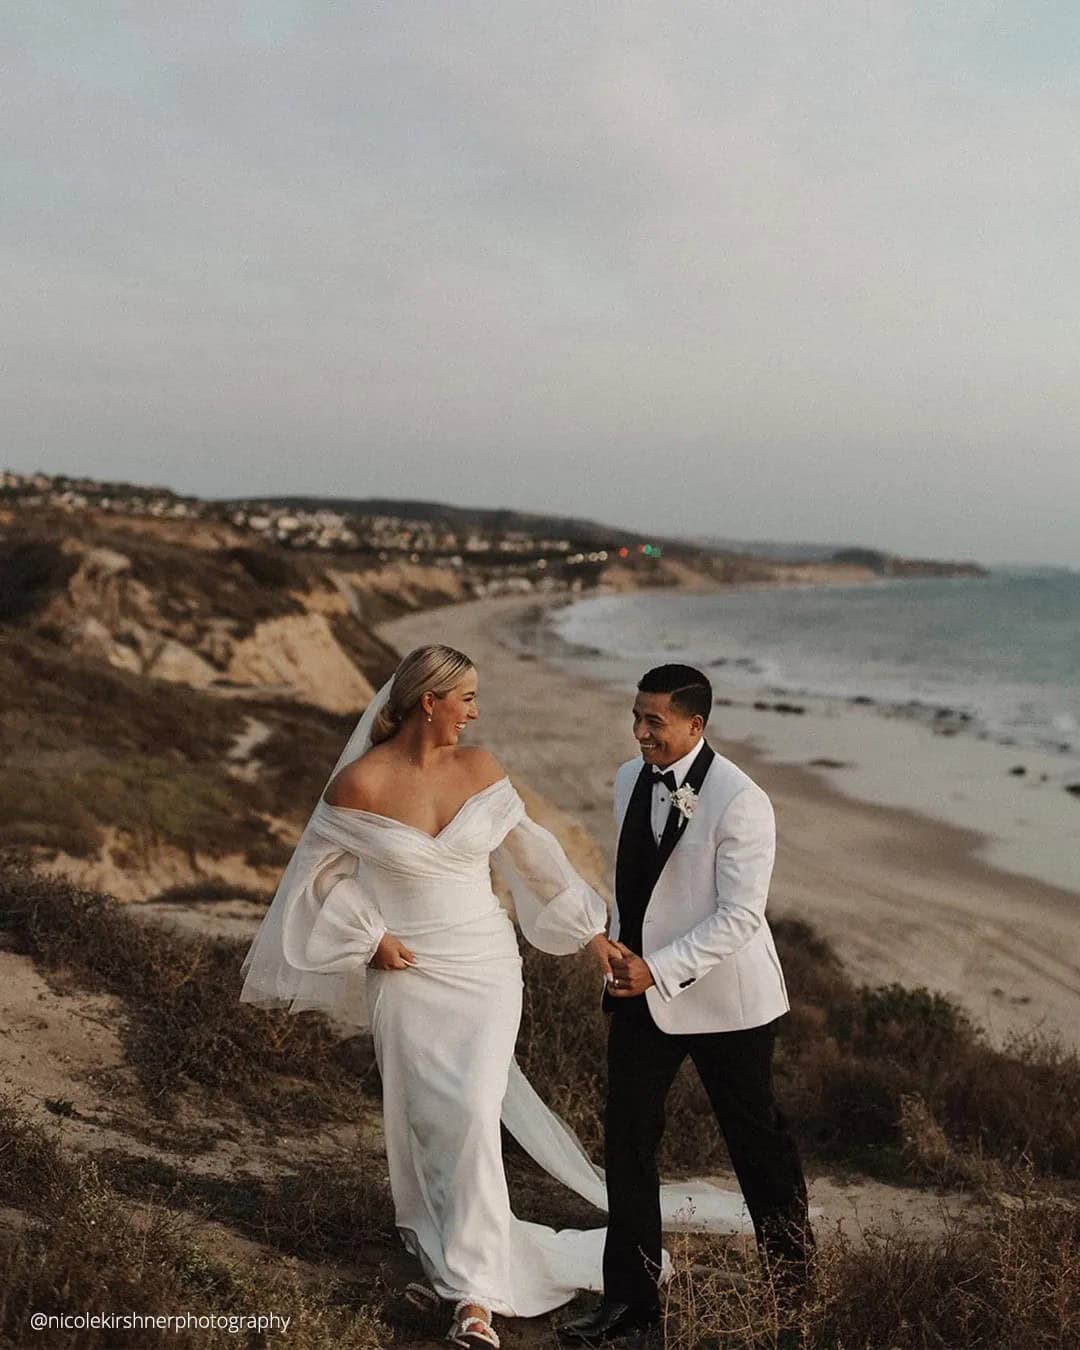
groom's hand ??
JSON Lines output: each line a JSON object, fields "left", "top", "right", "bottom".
{"left": 608, "top": 942, "right": 655, "bottom": 997}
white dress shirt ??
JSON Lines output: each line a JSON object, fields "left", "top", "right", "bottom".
{"left": 649, "top": 738, "right": 705, "bottom": 844}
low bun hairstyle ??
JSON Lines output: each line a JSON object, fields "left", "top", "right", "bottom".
{"left": 369, "top": 644, "right": 475, "bottom": 746}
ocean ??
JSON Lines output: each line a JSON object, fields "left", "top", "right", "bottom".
{"left": 551, "top": 570, "right": 1080, "bottom": 773}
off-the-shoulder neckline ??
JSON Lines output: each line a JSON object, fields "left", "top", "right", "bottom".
{"left": 318, "top": 775, "right": 511, "bottom": 842}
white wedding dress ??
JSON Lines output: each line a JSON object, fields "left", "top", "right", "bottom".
{"left": 241, "top": 773, "right": 752, "bottom": 1316}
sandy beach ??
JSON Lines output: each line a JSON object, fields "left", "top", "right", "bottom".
{"left": 380, "top": 593, "right": 1080, "bottom": 1049}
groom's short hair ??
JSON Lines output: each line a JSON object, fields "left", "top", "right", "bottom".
{"left": 638, "top": 664, "right": 712, "bottom": 722}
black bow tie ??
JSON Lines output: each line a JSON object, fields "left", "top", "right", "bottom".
{"left": 652, "top": 770, "right": 677, "bottom": 791}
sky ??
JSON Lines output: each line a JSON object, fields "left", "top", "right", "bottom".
{"left": 4, "top": 2, "right": 1079, "bottom": 565}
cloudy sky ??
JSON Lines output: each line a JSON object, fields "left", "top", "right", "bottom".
{"left": 5, "top": 2, "right": 1079, "bottom": 564}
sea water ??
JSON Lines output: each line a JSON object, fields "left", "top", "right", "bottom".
{"left": 552, "top": 570, "right": 1080, "bottom": 771}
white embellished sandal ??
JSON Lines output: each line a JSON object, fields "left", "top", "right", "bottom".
{"left": 447, "top": 1300, "right": 500, "bottom": 1348}
{"left": 404, "top": 1281, "right": 441, "bottom": 1312}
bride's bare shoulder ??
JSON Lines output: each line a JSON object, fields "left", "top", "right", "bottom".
{"left": 323, "top": 751, "right": 389, "bottom": 810}
{"left": 454, "top": 746, "right": 507, "bottom": 792}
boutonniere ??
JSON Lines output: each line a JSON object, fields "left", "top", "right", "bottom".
{"left": 671, "top": 785, "right": 698, "bottom": 822}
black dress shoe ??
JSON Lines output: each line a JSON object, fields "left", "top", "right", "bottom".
{"left": 558, "top": 1299, "right": 661, "bottom": 1344}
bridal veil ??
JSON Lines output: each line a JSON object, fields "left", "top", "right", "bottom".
{"left": 238, "top": 678, "right": 393, "bottom": 1022}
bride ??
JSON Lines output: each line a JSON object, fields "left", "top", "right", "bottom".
{"left": 240, "top": 644, "right": 749, "bottom": 1347}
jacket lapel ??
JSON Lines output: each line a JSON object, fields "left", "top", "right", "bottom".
{"left": 654, "top": 740, "right": 715, "bottom": 876}
{"left": 615, "top": 762, "right": 657, "bottom": 869}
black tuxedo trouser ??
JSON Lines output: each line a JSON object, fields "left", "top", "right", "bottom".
{"left": 602, "top": 998, "right": 812, "bottom": 1309}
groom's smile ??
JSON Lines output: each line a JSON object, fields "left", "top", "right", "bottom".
{"left": 632, "top": 690, "right": 704, "bottom": 769}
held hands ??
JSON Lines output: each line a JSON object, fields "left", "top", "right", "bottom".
{"left": 369, "top": 932, "right": 417, "bottom": 971}
{"left": 582, "top": 935, "right": 654, "bottom": 995}
{"left": 584, "top": 933, "right": 622, "bottom": 981}
{"left": 607, "top": 941, "right": 655, "bottom": 998}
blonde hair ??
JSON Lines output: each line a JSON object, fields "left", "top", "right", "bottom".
{"left": 369, "top": 644, "right": 475, "bottom": 746}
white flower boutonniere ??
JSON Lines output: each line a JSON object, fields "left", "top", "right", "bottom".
{"left": 671, "top": 784, "right": 698, "bottom": 822}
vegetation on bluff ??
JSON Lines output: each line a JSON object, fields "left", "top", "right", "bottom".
{"left": 1, "top": 860, "right": 1078, "bottom": 1346}
{"left": 517, "top": 915, "right": 1080, "bottom": 1189}
{"left": 0, "top": 629, "right": 358, "bottom": 865}
{"left": 0, "top": 489, "right": 1064, "bottom": 1345}
{"left": 0, "top": 1093, "right": 390, "bottom": 1349}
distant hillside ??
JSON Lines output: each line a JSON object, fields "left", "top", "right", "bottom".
{"left": 5, "top": 471, "right": 987, "bottom": 577}
{"left": 829, "top": 547, "right": 987, "bottom": 578}
{"left": 234, "top": 501, "right": 987, "bottom": 576}
{"left": 688, "top": 536, "right": 847, "bottom": 562}
{"left": 223, "top": 495, "right": 633, "bottom": 549}
{"left": 692, "top": 535, "right": 988, "bottom": 577}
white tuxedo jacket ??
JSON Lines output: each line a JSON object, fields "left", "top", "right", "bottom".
{"left": 610, "top": 750, "right": 789, "bottom": 1035}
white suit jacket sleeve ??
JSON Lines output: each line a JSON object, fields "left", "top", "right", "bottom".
{"left": 644, "top": 784, "right": 776, "bottom": 1002}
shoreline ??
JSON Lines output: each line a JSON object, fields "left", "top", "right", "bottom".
{"left": 550, "top": 576, "right": 1080, "bottom": 767}
{"left": 533, "top": 588, "right": 1080, "bottom": 896}
{"left": 379, "top": 593, "right": 1080, "bottom": 1048}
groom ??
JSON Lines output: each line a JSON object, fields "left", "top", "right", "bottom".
{"left": 561, "top": 664, "right": 812, "bottom": 1344}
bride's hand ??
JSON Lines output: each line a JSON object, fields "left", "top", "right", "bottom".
{"left": 583, "top": 933, "right": 620, "bottom": 980}
{"left": 370, "top": 932, "right": 417, "bottom": 971}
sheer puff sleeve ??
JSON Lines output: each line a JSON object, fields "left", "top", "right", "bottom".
{"left": 491, "top": 794, "right": 608, "bottom": 955}
{"left": 239, "top": 815, "right": 385, "bottom": 1027}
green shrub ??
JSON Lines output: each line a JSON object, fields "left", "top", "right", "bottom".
{"left": 519, "top": 914, "right": 1080, "bottom": 1186}
{"left": 0, "top": 539, "right": 79, "bottom": 621}
{"left": 771, "top": 925, "right": 1080, "bottom": 1182}
{"left": 829, "top": 982, "right": 978, "bottom": 1067}
{"left": 223, "top": 546, "right": 305, "bottom": 590}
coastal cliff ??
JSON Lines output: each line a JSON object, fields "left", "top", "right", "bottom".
{"left": 0, "top": 472, "right": 991, "bottom": 903}
{"left": 3, "top": 474, "right": 1078, "bottom": 1350}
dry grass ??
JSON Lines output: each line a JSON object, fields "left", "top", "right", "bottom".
{"left": 0, "top": 631, "right": 240, "bottom": 759}
{"left": 249, "top": 699, "right": 359, "bottom": 821}
{"left": 5, "top": 851, "right": 1078, "bottom": 1145}
{"left": 0, "top": 859, "right": 375, "bottom": 1121}
{"left": 2, "top": 871, "right": 1079, "bottom": 1346}
{"left": 516, "top": 942, "right": 608, "bottom": 1153}
{"left": 660, "top": 1199, "right": 1080, "bottom": 1348}
{"left": 516, "top": 917, "right": 1080, "bottom": 1190}
{"left": 0, "top": 631, "right": 246, "bottom": 857}
{"left": 772, "top": 917, "right": 1080, "bottom": 1184}
{"left": 148, "top": 880, "right": 272, "bottom": 906}
{"left": 0, "top": 1096, "right": 391, "bottom": 1349}
{"left": 101, "top": 1149, "right": 396, "bottom": 1264}
{"left": 0, "top": 629, "right": 359, "bottom": 865}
